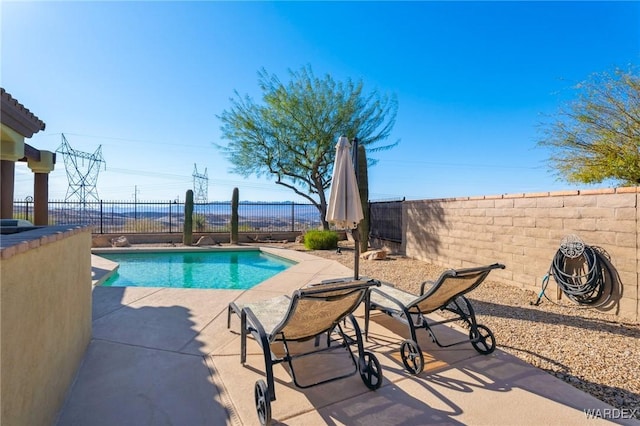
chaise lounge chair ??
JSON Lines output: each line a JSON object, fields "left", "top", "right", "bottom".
{"left": 365, "top": 263, "right": 505, "bottom": 375}
{"left": 227, "top": 278, "right": 384, "bottom": 426}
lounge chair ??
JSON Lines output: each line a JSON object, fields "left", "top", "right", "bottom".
{"left": 365, "top": 263, "right": 505, "bottom": 374}
{"left": 227, "top": 278, "right": 384, "bottom": 426}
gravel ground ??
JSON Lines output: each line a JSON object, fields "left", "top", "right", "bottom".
{"left": 276, "top": 241, "right": 640, "bottom": 418}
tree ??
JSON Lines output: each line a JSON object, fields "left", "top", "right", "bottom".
{"left": 538, "top": 67, "right": 640, "bottom": 185}
{"left": 217, "top": 65, "right": 398, "bottom": 229}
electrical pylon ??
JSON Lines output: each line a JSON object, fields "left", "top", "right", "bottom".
{"left": 193, "top": 163, "right": 208, "bottom": 203}
{"left": 56, "top": 133, "right": 106, "bottom": 203}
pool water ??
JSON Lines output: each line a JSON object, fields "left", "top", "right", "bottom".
{"left": 100, "top": 250, "right": 295, "bottom": 290}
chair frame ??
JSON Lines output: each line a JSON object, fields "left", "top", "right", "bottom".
{"left": 227, "top": 279, "right": 383, "bottom": 426}
{"left": 365, "top": 263, "right": 505, "bottom": 374}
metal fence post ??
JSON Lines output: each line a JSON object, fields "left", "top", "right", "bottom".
{"left": 25, "top": 196, "right": 32, "bottom": 222}
{"left": 100, "top": 200, "right": 104, "bottom": 234}
{"left": 291, "top": 202, "right": 295, "bottom": 232}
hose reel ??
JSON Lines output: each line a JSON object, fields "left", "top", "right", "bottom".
{"left": 532, "top": 235, "right": 613, "bottom": 307}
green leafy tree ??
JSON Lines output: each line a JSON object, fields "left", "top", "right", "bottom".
{"left": 217, "top": 65, "right": 398, "bottom": 229}
{"left": 538, "top": 67, "right": 640, "bottom": 185}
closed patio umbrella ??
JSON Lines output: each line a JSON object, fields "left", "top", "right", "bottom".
{"left": 326, "top": 135, "right": 364, "bottom": 279}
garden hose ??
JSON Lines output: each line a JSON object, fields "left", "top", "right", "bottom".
{"left": 531, "top": 235, "right": 613, "bottom": 308}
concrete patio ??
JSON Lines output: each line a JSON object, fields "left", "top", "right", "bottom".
{"left": 56, "top": 247, "right": 637, "bottom": 425}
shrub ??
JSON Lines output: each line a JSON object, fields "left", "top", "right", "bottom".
{"left": 193, "top": 213, "right": 207, "bottom": 232}
{"left": 124, "top": 218, "right": 162, "bottom": 232}
{"left": 304, "top": 230, "right": 339, "bottom": 250}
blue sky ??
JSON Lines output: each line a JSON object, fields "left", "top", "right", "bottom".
{"left": 2, "top": 1, "right": 639, "bottom": 202}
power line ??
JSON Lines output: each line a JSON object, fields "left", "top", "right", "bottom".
{"left": 381, "top": 159, "right": 543, "bottom": 170}
{"left": 103, "top": 167, "right": 291, "bottom": 192}
{"left": 107, "top": 167, "right": 190, "bottom": 180}
{"left": 44, "top": 132, "right": 216, "bottom": 150}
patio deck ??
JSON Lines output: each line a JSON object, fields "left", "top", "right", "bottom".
{"left": 56, "top": 247, "right": 636, "bottom": 425}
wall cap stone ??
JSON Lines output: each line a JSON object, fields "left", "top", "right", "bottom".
{"left": 615, "top": 187, "right": 639, "bottom": 194}
{"left": 0, "top": 225, "right": 90, "bottom": 260}
{"left": 580, "top": 188, "right": 616, "bottom": 195}
{"left": 524, "top": 192, "right": 550, "bottom": 198}
{"left": 549, "top": 190, "right": 580, "bottom": 197}
{"left": 401, "top": 186, "right": 638, "bottom": 204}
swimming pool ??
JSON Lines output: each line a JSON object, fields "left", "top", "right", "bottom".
{"left": 99, "top": 250, "right": 296, "bottom": 290}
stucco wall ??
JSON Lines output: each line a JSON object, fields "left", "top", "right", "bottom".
{"left": 403, "top": 187, "right": 639, "bottom": 322}
{"left": 1, "top": 226, "right": 92, "bottom": 426}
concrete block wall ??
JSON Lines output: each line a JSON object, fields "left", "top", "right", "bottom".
{"left": 402, "top": 187, "right": 639, "bottom": 322}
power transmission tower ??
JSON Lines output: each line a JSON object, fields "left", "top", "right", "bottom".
{"left": 56, "top": 133, "right": 106, "bottom": 203}
{"left": 193, "top": 163, "right": 208, "bottom": 203}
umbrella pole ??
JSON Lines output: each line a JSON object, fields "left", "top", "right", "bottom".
{"left": 353, "top": 226, "right": 360, "bottom": 280}
{"left": 351, "top": 136, "right": 361, "bottom": 280}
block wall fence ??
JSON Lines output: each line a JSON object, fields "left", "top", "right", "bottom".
{"left": 401, "top": 187, "right": 639, "bottom": 322}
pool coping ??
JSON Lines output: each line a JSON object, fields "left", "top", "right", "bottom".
{"left": 90, "top": 245, "right": 330, "bottom": 288}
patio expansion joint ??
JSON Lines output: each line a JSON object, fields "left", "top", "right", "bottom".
{"left": 205, "top": 355, "right": 243, "bottom": 426}
{"left": 92, "top": 287, "right": 167, "bottom": 322}
{"left": 92, "top": 337, "right": 209, "bottom": 359}
{"left": 276, "top": 381, "right": 395, "bottom": 424}
{"left": 176, "top": 303, "right": 233, "bottom": 354}
{"left": 304, "top": 263, "right": 353, "bottom": 284}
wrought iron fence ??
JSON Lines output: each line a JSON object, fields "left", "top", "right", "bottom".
{"left": 12, "top": 200, "right": 323, "bottom": 234}
{"left": 12, "top": 199, "right": 402, "bottom": 240}
{"left": 369, "top": 199, "right": 404, "bottom": 243}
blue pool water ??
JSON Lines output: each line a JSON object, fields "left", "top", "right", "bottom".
{"left": 100, "top": 250, "right": 295, "bottom": 289}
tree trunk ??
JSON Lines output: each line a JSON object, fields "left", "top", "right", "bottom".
{"left": 320, "top": 201, "right": 329, "bottom": 230}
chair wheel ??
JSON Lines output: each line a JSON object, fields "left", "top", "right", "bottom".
{"left": 359, "top": 351, "right": 383, "bottom": 390}
{"left": 470, "top": 324, "right": 496, "bottom": 355}
{"left": 400, "top": 339, "right": 424, "bottom": 374}
{"left": 254, "top": 380, "right": 272, "bottom": 426}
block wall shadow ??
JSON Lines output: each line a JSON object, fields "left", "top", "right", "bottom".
{"left": 56, "top": 286, "right": 230, "bottom": 425}
{"left": 405, "top": 200, "right": 447, "bottom": 256}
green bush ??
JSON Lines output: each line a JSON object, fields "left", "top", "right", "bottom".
{"left": 304, "top": 230, "right": 339, "bottom": 250}
{"left": 193, "top": 213, "right": 207, "bottom": 232}
{"left": 125, "top": 218, "right": 162, "bottom": 232}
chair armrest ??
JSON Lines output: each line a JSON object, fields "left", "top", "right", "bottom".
{"left": 420, "top": 280, "right": 435, "bottom": 295}
{"left": 243, "top": 307, "right": 272, "bottom": 349}
{"left": 310, "top": 277, "right": 374, "bottom": 287}
{"left": 309, "top": 277, "right": 353, "bottom": 287}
